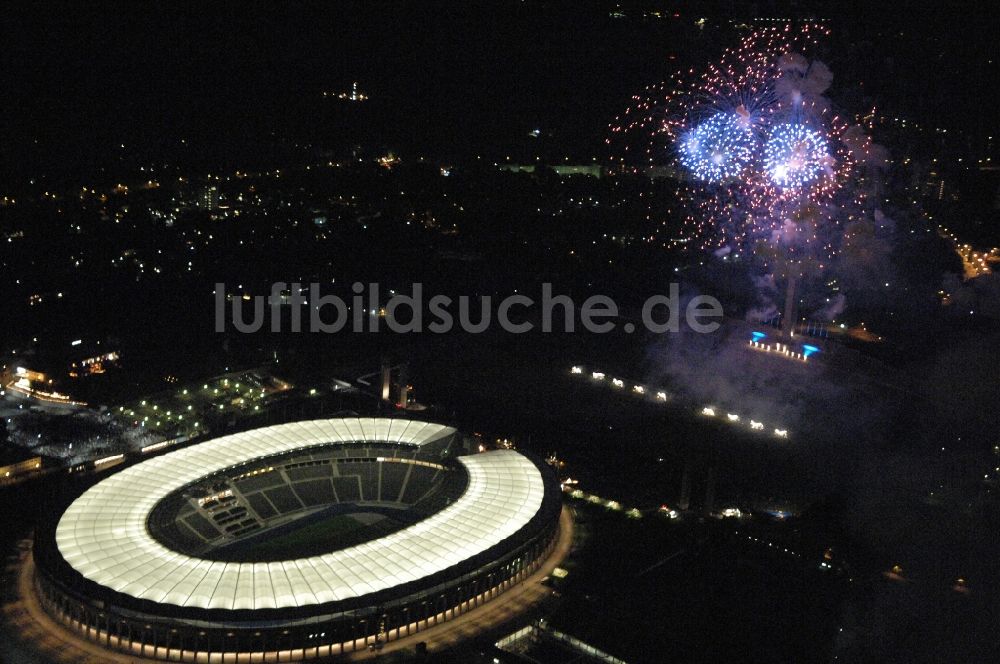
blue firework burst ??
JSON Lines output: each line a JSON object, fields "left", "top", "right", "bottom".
{"left": 764, "top": 123, "right": 829, "bottom": 189}
{"left": 678, "top": 112, "right": 755, "bottom": 183}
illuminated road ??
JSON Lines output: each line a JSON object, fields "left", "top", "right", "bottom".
{"left": 2, "top": 506, "right": 573, "bottom": 662}
{"left": 5, "top": 549, "right": 142, "bottom": 663}
{"left": 342, "top": 505, "right": 574, "bottom": 661}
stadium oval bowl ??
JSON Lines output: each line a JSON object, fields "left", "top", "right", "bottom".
{"left": 33, "top": 418, "right": 563, "bottom": 660}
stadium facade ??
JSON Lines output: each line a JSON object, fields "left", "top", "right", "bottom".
{"left": 33, "top": 418, "right": 563, "bottom": 661}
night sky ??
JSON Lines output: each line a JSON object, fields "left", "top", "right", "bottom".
{"left": 2, "top": 1, "right": 998, "bottom": 180}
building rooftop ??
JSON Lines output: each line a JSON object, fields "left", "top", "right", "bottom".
{"left": 55, "top": 418, "right": 546, "bottom": 610}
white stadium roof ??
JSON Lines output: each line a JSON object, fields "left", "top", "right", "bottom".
{"left": 55, "top": 418, "right": 546, "bottom": 610}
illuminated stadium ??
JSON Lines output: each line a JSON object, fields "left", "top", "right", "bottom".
{"left": 33, "top": 418, "right": 563, "bottom": 661}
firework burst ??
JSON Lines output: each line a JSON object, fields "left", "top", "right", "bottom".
{"left": 764, "top": 122, "right": 830, "bottom": 190}
{"left": 678, "top": 112, "right": 755, "bottom": 183}
{"left": 609, "top": 24, "right": 872, "bottom": 259}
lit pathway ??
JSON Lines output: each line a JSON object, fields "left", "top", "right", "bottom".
{"left": 5, "top": 551, "right": 143, "bottom": 663}
{"left": 342, "top": 505, "right": 574, "bottom": 661}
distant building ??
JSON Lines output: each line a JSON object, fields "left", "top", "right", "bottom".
{"left": 2, "top": 365, "right": 85, "bottom": 406}
{"left": 499, "top": 163, "right": 604, "bottom": 178}
{"left": 552, "top": 164, "right": 602, "bottom": 177}
{"left": 323, "top": 81, "right": 368, "bottom": 102}
{"left": 0, "top": 446, "right": 43, "bottom": 483}
{"left": 198, "top": 186, "right": 220, "bottom": 210}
